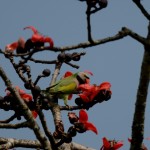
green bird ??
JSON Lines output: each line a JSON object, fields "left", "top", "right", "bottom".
{"left": 44, "top": 71, "right": 92, "bottom": 106}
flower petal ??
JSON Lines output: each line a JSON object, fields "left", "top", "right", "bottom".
{"left": 24, "top": 26, "right": 44, "bottom": 43}
{"left": 5, "top": 42, "right": 18, "bottom": 52}
{"left": 63, "top": 71, "right": 73, "bottom": 78}
{"left": 99, "top": 82, "right": 111, "bottom": 90}
{"left": 44, "top": 36, "right": 54, "bottom": 48}
{"left": 78, "top": 84, "right": 100, "bottom": 102}
{"left": 84, "top": 122, "right": 98, "bottom": 134}
{"left": 113, "top": 141, "right": 124, "bottom": 149}
{"left": 79, "top": 109, "right": 88, "bottom": 123}
{"left": 68, "top": 94, "right": 73, "bottom": 100}
{"left": 31, "top": 110, "right": 38, "bottom": 118}
{"left": 24, "top": 26, "right": 38, "bottom": 34}
{"left": 78, "top": 93, "right": 89, "bottom": 103}
{"left": 128, "top": 138, "right": 132, "bottom": 142}
{"left": 31, "top": 34, "right": 44, "bottom": 43}
{"left": 102, "top": 137, "right": 110, "bottom": 148}
{"left": 21, "top": 94, "right": 32, "bottom": 102}
{"left": 17, "top": 86, "right": 25, "bottom": 94}
{"left": 78, "top": 84, "right": 93, "bottom": 91}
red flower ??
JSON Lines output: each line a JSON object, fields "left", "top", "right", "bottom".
{"left": 78, "top": 109, "right": 98, "bottom": 134}
{"left": 62, "top": 71, "right": 73, "bottom": 78}
{"left": 78, "top": 82, "right": 111, "bottom": 103}
{"left": 100, "top": 137, "right": 123, "bottom": 150}
{"left": 24, "top": 26, "right": 54, "bottom": 48}
{"left": 5, "top": 37, "right": 25, "bottom": 52}
{"left": 6, "top": 86, "right": 32, "bottom": 102}
{"left": 6, "top": 86, "right": 38, "bottom": 118}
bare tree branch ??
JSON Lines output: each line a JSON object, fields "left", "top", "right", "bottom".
{"left": 0, "top": 27, "right": 147, "bottom": 57}
{"left": 59, "top": 142, "right": 97, "bottom": 150}
{"left": 0, "top": 121, "right": 29, "bottom": 129}
{"left": 28, "top": 58, "right": 57, "bottom": 64}
{"left": 132, "top": 0, "right": 150, "bottom": 20}
{"left": 71, "top": 142, "right": 96, "bottom": 150}
{"left": 122, "top": 27, "right": 147, "bottom": 45}
{"left": 0, "top": 137, "right": 41, "bottom": 149}
{"left": 0, "top": 113, "right": 17, "bottom": 123}
{"left": 0, "top": 137, "right": 95, "bottom": 150}
{"left": 0, "top": 65, "right": 52, "bottom": 150}
{"left": 130, "top": 23, "right": 150, "bottom": 150}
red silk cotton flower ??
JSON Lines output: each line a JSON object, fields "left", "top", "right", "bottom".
{"left": 100, "top": 137, "right": 123, "bottom": 150}
{"left": 78, "top": 82, "right": 111, "bottom": 103}
{"left": 5, "top": 86, "right": 38, "bottom": 118}
{"left": 78, "top": 109, "right": 98, "bottom": 134}
{"left": 5, "top": 37, "right": 25, "bottom": 52}
{"left": 24, "top": 26, "right": 54, "bottom": 48}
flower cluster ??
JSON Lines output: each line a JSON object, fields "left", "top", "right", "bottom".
{"left": 5, "top": 26, "right": 54, "bottom": 54}
{"left": 68, "top": 109, "right": 98, "bottom": 134}
{"left": 100, "top": 137, "right": 123, "bottom": 150}
{"left": 4, "top": 86, "right": 38, "bottom": 118}
{"left": 99, "top": 137, "right": 150, "bottom": 150}
{"left": 78, "top": 82, "right": 112, "bottom": 103}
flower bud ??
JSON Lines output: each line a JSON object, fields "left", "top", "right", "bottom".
{"left": 75, "top": 97, "right": 83, "bottom": 106}
{"left": 67, "top": 126, "right": 77, "bottom": 137}
{"left": 42, "top": 69, "right": 51, "bottom": 77}
{"left": 72, "top": 52, "right": 81, "bottom": 61}
{"left": 24, "top": 82, "right": 31, "bottom": 89}
{"left": 99, "top": 0, "right": 108, "bottom": 8}
{"left": 65, "top": 53, "right": 72, "bottom": 62}
{"left": 24, "top": 39, "right": 34, "bottom": 52}
{"left": 57, "top": 53, "right": 66, "bottom": 62}
{"left": 68, "top": 112, "right": 79, "bottom": 124}
{"left": 74, "top": 122, "right": 86, "bottom": 133}
{"left": 33, "top": 85, "right": 41, "bottom": 95}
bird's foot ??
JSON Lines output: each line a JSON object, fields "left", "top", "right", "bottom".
{"left": 65, "top": 104, "right": 72, "bottom": 110}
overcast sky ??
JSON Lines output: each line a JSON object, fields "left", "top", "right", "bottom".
{"left": 0, "top": 0, "right": 150, "bottom": 149}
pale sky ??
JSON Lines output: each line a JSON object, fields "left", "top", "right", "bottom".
{"left": 0, "top": 0, "right": 150, "bottom": 149}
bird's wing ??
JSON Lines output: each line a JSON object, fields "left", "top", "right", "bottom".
{"left": 55, "top": 80, "right": 78, "bottom": 94}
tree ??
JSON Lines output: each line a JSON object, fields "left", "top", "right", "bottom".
{"left": 0, "top": 0, "right": 150, "bottom": 150}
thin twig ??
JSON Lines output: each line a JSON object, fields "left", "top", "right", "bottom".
{"left": 0, "top": 121, "right": 29, "bottom": 129}
{"left": 132, "top": 0, "right": 150, "bottom": 20}
{"left": 86, "top": 6, "right": 94, "bottom": 43}
{"left": 65, "top": 62, "right": 80, "bottom": 69}
{"left": 29, "top": 58, "right": 57, "bottom": 64}
{"left": 0, "top": 113, "right": 17, "bottom": 123}
{"left": 0, "top": 137, "right": 42, "bottom": 149}
{"left": 8, "top": 56, "right": 28, "bottom": 83}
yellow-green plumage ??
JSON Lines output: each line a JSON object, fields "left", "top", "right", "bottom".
{"left": 45, "top": 72, "right": 89, "bottom": 106}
